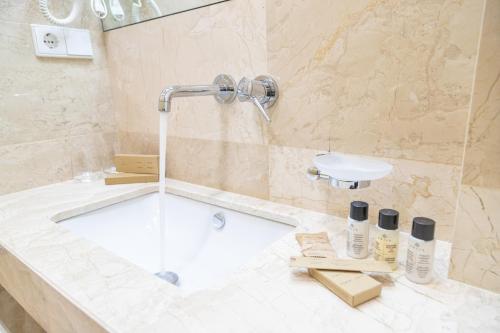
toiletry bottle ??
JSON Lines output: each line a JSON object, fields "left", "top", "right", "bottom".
{"left": 405, "top": 217, "right": 436, "bottom": 284}
{"left": 347, "top": 201, "right": 369, "bottom": 259}
{"left": 374, "top": 209, "right": 399, "bottom": 269}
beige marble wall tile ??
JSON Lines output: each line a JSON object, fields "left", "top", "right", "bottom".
{"left": 0, "top": 0, "right": 116, "bottom": 324}
{"left": 0, "top": 1, "right": 116, "bottom": 195}
{"left": 68, "top": 132, "right": 117, "bottom": 176}
{"left": 462, "top": 0, "right": 500, "bottom": 188}
{"left": 117, "top": 131, "right": 159, "bottom": 155}
{"left": 0, "top": 285, "right": 45, "bottom": 333}
{"left": 117, "top": 132, "right": 269, "bottom": 200}
{"left": 449, "top": 185, "right": 500, "bottom": 292}
{"left": 0, "top": 132, "right": 117, "bottom": 196}
{"left": 0, "top": 5, "right": 113, "bottom": 147}
{"left": 105, "top": 0, "right": 268, "bottom": 147}
{"left": 267, "top": 0, "right": 484, "bottom": 165}
{"left": 0, "top": 61, "right": 115, "bottom": 146}
{"left": 166, "top": 137, "right": 269, "bottom": 199}
{"left": 0, "top": 140, "right": 72, "bottom": 195}
{"left": 450, "top": 0, "right": 500, "bottom": 293}
{"left": 269, "top": 145, "right": 460, "bottom": 240}
{"left": 105, "top": 0, "right": 270, "bottom": 203}
{"left": 106, "top": 0, "right": 485, "bottom": 245}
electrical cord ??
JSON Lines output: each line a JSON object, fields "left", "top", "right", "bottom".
{"left": 38, "top": 0, "right": 82, "bottom": 25}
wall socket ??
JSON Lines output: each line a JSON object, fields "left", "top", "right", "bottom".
{"left": 31, "top": 24, "right": 93, "bottom": 59}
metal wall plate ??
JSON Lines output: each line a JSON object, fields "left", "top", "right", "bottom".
{"left": 213, "top": 74, "right": 237, "bottom": 104}
{"left": 255, "top": 75, "right": 279, "bottom": 109}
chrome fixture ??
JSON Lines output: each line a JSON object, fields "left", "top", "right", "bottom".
{"left": 307, "top": 152, "right": 393, "bottom": 190}
{"left": 237, "top": 75, "right": 279, "bottom": 123}
{"left": 307, "top": 166, "right": 371, "bottom": 189}
{"left": 158, "top": 74, "right": 237, "bottom": 112}
{"left": 212, "top": 212, "right": 226, "bottom": 230}
{"left": 155, "top": 271, "right": 179, "bottom": 285}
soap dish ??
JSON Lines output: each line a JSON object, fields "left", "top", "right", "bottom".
{"left": 307, "top": 153, "right": 393, "bottom": 189}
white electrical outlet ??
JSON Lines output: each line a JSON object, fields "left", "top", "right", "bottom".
{"left": 31, "top": 24, "right": 93, "bottom": 59}
{"left": 31, "top": 25, "right": 67, "bottom": 57}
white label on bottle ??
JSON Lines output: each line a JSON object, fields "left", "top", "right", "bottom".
{"left": 347, "top": 218, "right": 369, "bottom": 258}
{"left": 405, "top": 237, "right": 435, "bottom": 284}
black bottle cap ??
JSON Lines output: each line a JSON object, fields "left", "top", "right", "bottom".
{"left": 411, "top": 217, "right": 435, "bottom": 241}
{"left": 349, "top": 201, "right": 368, "bottom": 221}
{"left": 378, "top": 209, "right": 399, "bottom": 230}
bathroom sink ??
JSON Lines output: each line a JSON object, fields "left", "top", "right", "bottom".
{"left": 59, "top": 193, "right": 293, "bottom": 293}
{"left": 313, "top": 153, "right": 393, "bottom": 181}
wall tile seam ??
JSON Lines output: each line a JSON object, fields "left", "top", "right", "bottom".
{"left": 449, "top": 0, "right": 489, "bottom": 247}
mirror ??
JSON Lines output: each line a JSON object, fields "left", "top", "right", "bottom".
{"left": 101, "top": 0, "right": 229, "bottom": 31}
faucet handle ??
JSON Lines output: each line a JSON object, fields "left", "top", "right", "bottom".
{"left": 250, "top": 96, "right": 271, "bottom": 122}
{"left": 237, "top": 75, "right": 279, "bottom": 123}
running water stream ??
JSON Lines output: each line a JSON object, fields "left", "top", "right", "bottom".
{"left": 158, "top": 112, "right": 167, "bottom": 271}
{"left": 155, "top": 112, "right": 179, "bottom": 284}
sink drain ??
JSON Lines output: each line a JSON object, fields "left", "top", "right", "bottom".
{"left": 155, "top": 271, "right": 179, "bottom": 285}
{"left": 213, "top": 212, "right": 226, "bottom": 230}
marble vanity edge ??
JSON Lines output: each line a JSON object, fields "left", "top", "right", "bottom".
{"left": 0, "top": 241, "right": 110, "bottom": 333}
{"left": 1, "top": 178, "right": 489, "bottom": 333}
{"left": 0, "top": 178, "right": 340, "bottom": 332}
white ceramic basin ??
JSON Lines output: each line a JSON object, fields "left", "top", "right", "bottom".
{"left": 313, "top": 153, "right": 393, "bottom": 181}
{"left": 59, "top": 193, "right": 293, "bottom": 293}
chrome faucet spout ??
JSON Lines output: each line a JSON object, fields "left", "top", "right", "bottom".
{"left": 158, "top": 85, "right": 219, "bottom": 112}
{"left": 158, "top": 74, "right": 237, "bottom": 112}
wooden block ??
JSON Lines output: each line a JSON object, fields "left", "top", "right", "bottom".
{"left": 290, "top": 256, "right": 394, "bottom": 273}
{"left": 113, "top": 154, "right": 159, "bottom": 174}
{"left": 104, "top": 173, "right": 159, "bottom": 185}
{"left": 309, "top": 269, "right": 382, "bottom": 307}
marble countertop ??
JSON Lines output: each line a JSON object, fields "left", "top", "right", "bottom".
{"left": 0, "top": 179, "right": 498, "bottom": 333}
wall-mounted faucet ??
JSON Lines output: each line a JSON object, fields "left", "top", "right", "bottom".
{"left": 158, "top": 74, "right": 279, "bottom": 123}
{"left": 158, "top": 74, "right": 237, "bottom": 112}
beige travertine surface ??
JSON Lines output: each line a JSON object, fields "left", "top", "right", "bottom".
{"left": 109, "top": 133, "right": 270, "bottom": 199}
{"left": 0, "top": 2, "right": 116, "bottom": 323}
{"left": 0, "top": 1, "right": 116, "bottom": 195}
{"left": 450, "top": 185, "right": 500, "bottom": 292}
{"left": 269, "top": 145, "right": 461, "bottom": 240}
{"left": 105, "top": 0, "right": 486, "bottom": 244}
{"left": 105, "top": 0, "right": 268, "bottom": 147}
{"left": 0, "top": 243, "right": 107, "bottom": 333}
{"left": 0, "top": 286, "right": 45, "bottom": 333}
{"left": 0, "top": 0, "right": 496, "bottom": 312}
{"left": 461, "top": 0, "right": 500, "bottom": 188}
{"left": 166, "top": 137, "right": 269, "bottom": 199}
{"left": 449, "top": 0, "right": 500, "bottom": 293}
{"left": 104, "top": 0, "right": 270, "bottom": 199}
{"left": 267, "top": 0, "right": 483, "bottom": 165}
{"left": 0, "top": 179, "right": 499, "bottom": 332}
